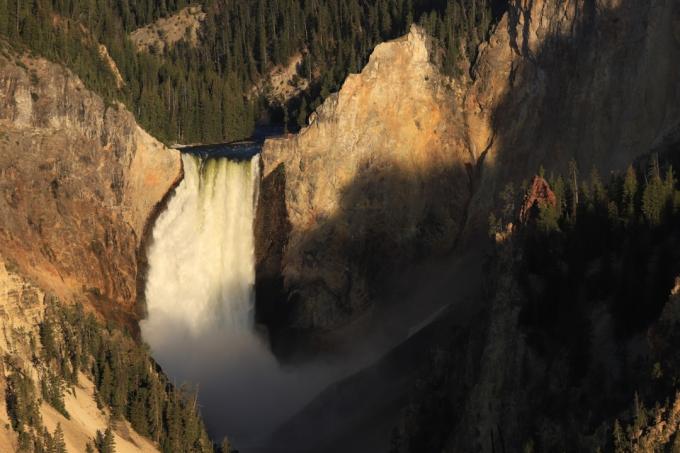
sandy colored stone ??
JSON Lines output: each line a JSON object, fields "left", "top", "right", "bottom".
{"left": 257, "top": 0, "right": 680, "bottom": 332}
{"left": 130, "top": 6, "right": 206, "bottom": 54}
{"left": 257, "top": 26, "right": 474, "bottom": 330}
{"left": 0, "top": 51, "right": 181, "bottom": 321}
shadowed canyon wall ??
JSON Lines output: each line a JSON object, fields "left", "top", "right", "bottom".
{"left": 255, "top": 0, "right": 680, "bottom": 337}
{"left": 0, "top": 50, "right": 181, "bottom": 323}
{"left": 256, "top": 26, "right": 475, "bottom": 334}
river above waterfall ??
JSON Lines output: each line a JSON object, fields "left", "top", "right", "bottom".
{"left": 177, "top": 141, "right": 262, "bottom": 160}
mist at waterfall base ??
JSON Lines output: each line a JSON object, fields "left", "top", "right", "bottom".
{"left": 139, "top": 153, "right": 335, "bottom": 447}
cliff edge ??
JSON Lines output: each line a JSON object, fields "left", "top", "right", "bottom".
{"left": 0, "top": 49, "right": 182, "bottom": 323}
{"left": 256, "top": 0, "right": 680, "bottom": 336}
{"left": 256, "top": 26, "right": 474, "bottom": 332}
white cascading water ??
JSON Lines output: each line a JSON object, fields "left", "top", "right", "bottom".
{"left": 142, "top": 154, "right": 259, "bottom": 337}
{"left": 140, "top": 152, "right": 445, "bottom": 450}
{"left": 141, "top": 153, "right": 301, "bottom": 446}
{"left": 141, "top": 153, "right": 374, "bottom": 449}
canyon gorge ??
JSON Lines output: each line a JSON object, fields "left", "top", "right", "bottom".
{"left": 1, "top": 0, "right": 680, "bottom": 452}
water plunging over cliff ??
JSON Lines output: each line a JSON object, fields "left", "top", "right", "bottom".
{"left": 140, "top": 148, "right": 426, "bottom": 449}
{"left": 141, "top": 152, "right": 300, "bottom": 445}
{"left": 142, "top": 154, "right": 259, "bottom": 337}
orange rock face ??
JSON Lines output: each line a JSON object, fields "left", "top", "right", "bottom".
{"left": 0, "top": 52, "right": 181, "bottom": 324}
{"left": 256, "top": 27, "right": 475, "bottom": 330}
{"left": 256, "top": 0, "right": 680, "bottom": 334}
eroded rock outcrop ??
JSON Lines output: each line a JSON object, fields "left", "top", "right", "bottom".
{"left": 256, "top": 0, "right": 680, "bottom": 335}
{"left": 257, "top": 26, "right": 474, "bottom": 331}
{"left": 519, "top": 176, "right": 556, "bottom": 223}
{"left": 130, "top": 6, "right": 206, "bottom": 54}
{"left": 0, "top": 51, "right": 181, "bottom": 323}
{"left": 250, "top": 53, "right": 310, "bottom": 106}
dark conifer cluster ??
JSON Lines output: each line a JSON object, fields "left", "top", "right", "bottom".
{"left": 5, "top": 300, "right": 213, "bottom": 453}
{"left": 393, "top": 155, "right": 680, "bottom": 453}
{"left": 4, "top": 365, "right": 69, "bottom": 452}
{"left": 0, "top": 0, "right": 498, "bottom": 143}
{"left": 512, "top": 156, "right": 680, "bottom": 339}
{"left": 490, "top": 155, "right": 680, "bottom": 451}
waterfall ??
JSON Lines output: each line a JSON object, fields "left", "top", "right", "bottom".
{"left": 140, "top": 153, "right": 284, "bottom": 445}
{"left": 141, "top": 151, "right": 350, "bottom": 448}
{"left": 142, "top": 154, "right": 260, "bottom": 340}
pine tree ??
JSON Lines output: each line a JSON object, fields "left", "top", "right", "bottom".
{"left": 500, "top": 183, "right": 516, "bottom": 223}
{"left": 256, "top": 0, "right": 268, "bottom": 73}
{"left": 612, "top": 419, "right": 625, "bottom": 452}
{"left": 633, "top": 392, "right": 648, "bottom": 431}
{"left": 590, "top": 167, "right": 607, "bottom": 212}
{"left": 569, "top": 159, "right": 579, "bottom": 217}
{"left": 537, "top": 201, "right": 560, "bottom": 233}
{"left": 103, "top": 427, "right": 116, "bottom": 453}
{"left": 53, "top": 423, "right": 66, "bottom": 453}
{"left": 220, "top": 437, "right": 233, "bottom": 453}
{"left": 96, "top": 427, "right": 116, "bottom": 453}
{"left": 622, "top": 165, "right": 638, "bottom": 222}
{"left": 642, "top": 158, "right": 665, "bottom": 226}
{"left": 6, "top": 369, "right": 42, "bottom": 432}
{"left": 297, "top": 97, "right": 308, "bottom": 128}
{"left": 0, "top": 0, "right": 8, "bottom": 35}
{"left": 553, "top": 176, "right": 566, "bottom": 217}
{"left": 40, "top": 311, "right": 58, "bottom": 361}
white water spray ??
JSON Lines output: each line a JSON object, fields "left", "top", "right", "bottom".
{"left": 141, "top": 153, "right": 301, "bottom": 445}
{"left": 142, "top": 154, "right": 259, "bottom": 340}
{"left": 141, "top": 152, "right": 378, "bottom": 449}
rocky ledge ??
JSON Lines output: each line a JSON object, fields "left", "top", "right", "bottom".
{"left": 255, "top": 26, "right": 475, "bottom": 334}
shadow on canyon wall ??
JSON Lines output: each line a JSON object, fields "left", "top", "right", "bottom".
{"left": 489, "top": 0, "right": 680, "bottom": 181}
{"left": 250, "top": 1, "right": 680, "bottom": 451}
{"left": 256, "top": 0, "right": 680, "bottom": 359}
{"left": 254, "top": 151, "right": 477, "bottom": 361}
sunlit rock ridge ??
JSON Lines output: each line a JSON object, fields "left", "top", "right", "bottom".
{"left": 256, "top": 0, "right": 680, "bottom": 334}
{"left": 257, "top": 25, "right": 474, "bottom": 332}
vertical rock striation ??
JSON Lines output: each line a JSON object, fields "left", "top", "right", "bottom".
{"left": 0, "top": 51, "right": 181, "bottom": 323}
{"left": 469, "top": 0, "right": 680, "bottom": 216}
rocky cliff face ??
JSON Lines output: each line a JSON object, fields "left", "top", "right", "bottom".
{"left": 469, "top": 0, "right": 680, "bottom": 215}
{"left": 0, "top": 51, "right": 181, "bottom": 323}
{"left": 256, "top": 26, "right": 474, "bottom": 331}
{"left": 256, "top": 0, "right": 680, "bottom": 334}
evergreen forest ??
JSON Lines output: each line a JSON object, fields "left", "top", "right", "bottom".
{"left": 5, "top": 300, "right": 214, "bottom": 453}
{"left": 0, "top": 0, "right": 500, "bottom": 144}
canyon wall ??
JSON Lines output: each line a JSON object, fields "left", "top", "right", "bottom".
{"left": 0, "top": 50, "right": 181, "bottom": 323}
{"left": 256, "top": 26, "right": 474, "bottom": 332}
{"left": 256, "top": 0, "right": 680, "bottom": 334}
{"left": 470, "top": 0, "right": 680, "bottom": 215}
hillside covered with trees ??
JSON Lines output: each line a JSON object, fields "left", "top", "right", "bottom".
{"left": 391, "top": 152, "right": 680, "bottom": 452}
{"left": 5, "top": 300, "right": 214, "bottom": 453}
{"left": 0, "top": 0, "right": 500, "bottom": 144}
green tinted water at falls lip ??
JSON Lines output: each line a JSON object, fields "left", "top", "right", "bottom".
{"left": 141, "top": 151, "right": 278, "bottom": 444}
